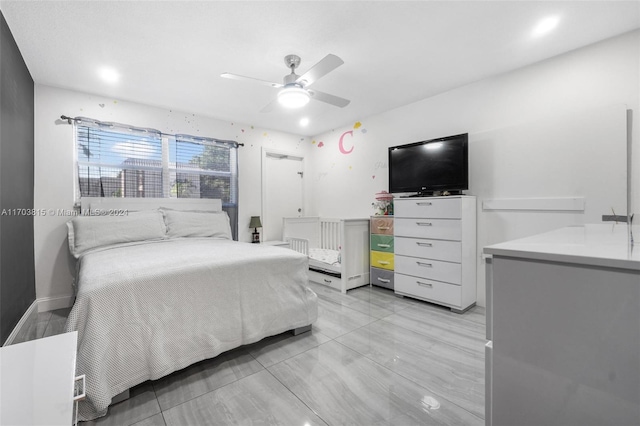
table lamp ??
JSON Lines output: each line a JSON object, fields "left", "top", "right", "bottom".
{"left": 249, "top": 216, "right": 262, "bottom": 243}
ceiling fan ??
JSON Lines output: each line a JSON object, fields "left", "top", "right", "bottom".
{"left": 221, "top": 54, "right": 350, "bottom": 111}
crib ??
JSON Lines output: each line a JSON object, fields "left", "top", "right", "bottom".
{"left": 282, "top": 217, "right": 370, "bottom": 293}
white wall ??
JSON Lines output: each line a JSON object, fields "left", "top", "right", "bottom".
{"left": 307, "top": 30, "right": 640, "bottom": 307}
{"left": 34, "top": 85, "right": 309, "bottom": 307}
{"left": 33, "top": 30, "right": 640, "bottom": 309}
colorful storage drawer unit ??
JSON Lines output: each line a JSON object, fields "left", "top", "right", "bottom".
{"left": 370, "top": 216, "right": 395, "bottom": 288}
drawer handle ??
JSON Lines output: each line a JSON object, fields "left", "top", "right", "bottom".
{"left": 74, "top": 375, "right": 86, "bottom": 402}
{"left": 377, "top": 244, "right": 391, "bottom": 248}
{"left": 417, "top": 261, "right": 433, "bottom": 268}
{"left": 416, "top": 222, "right": 432, "bottom": 226}
{"left": 324, "top": 279, "right": 332, "bottom": 283}
{"left": 377, "top": 261, "right": 391, "bottom": 265}
{"left": 74, "top": 374, "right": 86, "bottom": 426}
{"left": 377, "top": 226, "right": 390, "bottom": 230}
{"left": 416, "top": 242, "right": 433, "bottom": 247}
{"left": 377, "top": 278, "right": 391, "bottom": 283}
{"left": 417, "top": 281, "right": 433, "bottom": 288}
{"left": 416, "top": 202, "right": 432, "bottom": 206}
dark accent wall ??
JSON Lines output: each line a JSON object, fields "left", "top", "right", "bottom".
{"left": 0, "top": 11, "right": 35, "bottom": 345}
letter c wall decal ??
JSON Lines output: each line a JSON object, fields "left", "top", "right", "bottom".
{"left": 338, "top": 130, "right": 354, "bottom": 154}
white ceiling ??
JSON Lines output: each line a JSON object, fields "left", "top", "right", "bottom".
{"left": 1, "top": 1, "right": 639, "bottom": 137}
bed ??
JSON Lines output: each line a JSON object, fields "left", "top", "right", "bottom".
{"left": 65, "top": 198, "right": 317, "bottom": 421}
{"left": 282, "top": 217, "right": 370, "bottom": 293}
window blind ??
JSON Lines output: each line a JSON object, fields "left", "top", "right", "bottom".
{"left": 74, "top": 122, "right": 239, "bottom": 239}
{"left": 76, "top": 125, "right": 163, "bottom": 198}
{"left": 172, "top": 135, "right": 237, "bottom": 204}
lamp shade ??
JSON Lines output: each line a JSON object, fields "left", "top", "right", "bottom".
{"left": 278, "top": 86, "right": 310, "bottom": 108}
{"left": 249, "top": 216, "right": 262, "bottom": 229}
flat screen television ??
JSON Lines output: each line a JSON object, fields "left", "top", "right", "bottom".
{"left": 388, "top": 133, "right": 468, "bottom": 196}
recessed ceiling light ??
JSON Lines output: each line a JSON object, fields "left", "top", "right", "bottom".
{"left": 300, "top": 117, "right": 310, "bottom": 127}
{"left": 531, "top": 16, "right": 560, "bottom": 38}
{"left": 98, "top": 67, "right": 120, "bottom": 84}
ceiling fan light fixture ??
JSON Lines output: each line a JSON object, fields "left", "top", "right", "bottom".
{"left": 278, "top": 86, "right": 310, "bottom": 108}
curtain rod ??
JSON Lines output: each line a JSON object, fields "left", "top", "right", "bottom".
{"left": 60, "top": 115, "right": 244, "bottom": 147}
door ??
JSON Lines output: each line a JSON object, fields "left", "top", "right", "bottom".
{"left": 262, "top": 149, "right": 304, "bottom": 242}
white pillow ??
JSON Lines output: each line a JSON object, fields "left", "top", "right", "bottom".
{"left": 67, "top": 210, "right": 167, "bottom": 258}
{"left": 161, "top": 209, "right": 232, "bottom": 240}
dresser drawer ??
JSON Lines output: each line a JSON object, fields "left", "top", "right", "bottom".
{"left": 308, "top": 270, "right": 341, "bottom": 290}
{"left": 395, "top": 218, "right": 461, "bottom": 240}
{"left": 395, "top": 273, "right": 461, "bottom": 307}
{"left": 395, "top": 198, "right": 461, "bottom": 219}
{"left": 371, "top": 251, "right": 394, "bottom": 271}
{"left": 395, "top": 255, "right": 461, "bottom": 284}
{"left": 371, "top": 267, "right": 394, "bottom": 290}
{"left": 370, "top": 234, "right": 394, "bottom": 253}
{"left": 395, "top": 237, "right": 461, "bottom": 263}
{"left": 370, "top": 217, "right": 394, "bottom": 235}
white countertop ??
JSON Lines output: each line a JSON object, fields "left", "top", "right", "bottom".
{"left": 483, "top": 224, "right": 640, "bottom": 271}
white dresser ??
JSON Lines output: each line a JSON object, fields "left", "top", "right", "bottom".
{"left": 484, "top": 224, "right": 640, "bottom": 426}
{"left": 393, "top": 196, "right": 476, "bottom": 313}
{"left": 0, "top": 331, "right": 82, "bottom": 426}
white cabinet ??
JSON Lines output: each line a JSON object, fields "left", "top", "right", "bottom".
{"left": 393, "top": 196, "right": 476, "bottom": 313}
{"left": 484, "top": 224, "right": 640, "bottom": 426}
{"left": 0, "top": 331, "right": 83, "bottom": 426}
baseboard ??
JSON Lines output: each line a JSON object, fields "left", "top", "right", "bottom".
{"left": 3, "top": 295, "right": 75, "bottom": 347}
{"left": 37, "top": 295, "right": 75, "bottom": 313}
{"left": 3, "top": 300, "right": 38, "bottom": 346}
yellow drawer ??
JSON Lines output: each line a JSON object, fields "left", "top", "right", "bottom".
{"left": 371, "top": 251, "right": 394, "bottom": 271}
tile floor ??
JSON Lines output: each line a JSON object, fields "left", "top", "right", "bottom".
{"left": 11, "top": 305, "right": 71, "bottom": 344}
{"left": 14, "top": 283, "right": 485, "bottom": 425}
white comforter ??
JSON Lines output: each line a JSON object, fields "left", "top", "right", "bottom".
{"left": 65, "top": 238, "right": 317, "bottom": 421}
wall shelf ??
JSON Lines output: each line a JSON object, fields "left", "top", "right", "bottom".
{"left": 482, "top": 197, "right": 585, "bottom": 212}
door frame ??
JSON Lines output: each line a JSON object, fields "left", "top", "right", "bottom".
{"left": 261, "top": 147, "right": 305, "bottom": 241}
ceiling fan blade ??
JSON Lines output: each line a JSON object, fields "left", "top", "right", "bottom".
{"left": 260, "top": 98, "right": 279, "bottom": 113}
{"left": 220, "top": 72, "right": 283, "bottom": 89}
{"left": 295, "top": 54, "right": 344, "bottom": 87}
{"left": 308, "top": 89, "right": 350, "bottom": 108}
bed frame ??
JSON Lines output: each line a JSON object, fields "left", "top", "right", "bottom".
{"left": 72, "top": 197, "right": 315, "bottom": 416}
{"left": 283, "top": 217, "right": 370, "bottom": 293}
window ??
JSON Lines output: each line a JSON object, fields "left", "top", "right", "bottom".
{"left": 172, "top": 135, "right": 237, "bottom": 203}
{"left": 74, "top": 119, "right": 239, "bottom": 238}
{"left": 76, "top": 124, "right": 163, "bottom": 198}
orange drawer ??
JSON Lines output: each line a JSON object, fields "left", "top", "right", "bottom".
{"left": 371, "top": 217, "right": 394, "bottom": 235}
